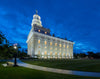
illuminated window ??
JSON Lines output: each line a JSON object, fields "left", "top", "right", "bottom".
{"left": 63, "top": 45, "right": 65, "bottom": 48}
{"left": 63, "top": 53, "right": 65, "bottom": 56}
{"left": 38, "top": 51, "right": 40, "bottom": 55}
{"left": 45, "top": 46, "right": 47, "bottom": 49}
{"left": 45, "top": 32, "right": 47, "bottom": 34}
{"left": 59, "top": 52, "right": 61, "bottom": 55}
{"left": 44, "top": 40, "right": 47, "bottom": 45}
{"left": 67, "top": 53, "right": 69, "bottom": 56}
{"left": 38, "top": 40, "right": 40, "bottom": 44}
{"left": 59, "top": 44, "right": 62, "bottom": 47}
{"left": 38, "top": 46, "right": 40, "bottom": 48}
{"left": 67, "top": 45, "right": 69, "bottom": 48}
{"left": 44, "top": 51, "right": 47, "bottom": 55}
{"left": 50, "top": 42, "right": 52, "bottom": 45}
{"left": 55, "top": 48, "right": 57, "bottom": 50}
{"left": 55, "top": 52, "right": 57, "bottom": 55}
{"left": 55, "top": 43, "right": 57, "bottom": 46}
{"left": 50, "top": 52, "right": 52, "bottom": 55}
{"left": 38, "top": 30, "right": 40, "bottom": 32}
{"left": 50, "top": 47, "right": 52, "bottom": 50}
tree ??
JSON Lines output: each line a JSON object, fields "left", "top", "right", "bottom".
{"left": 87, "top": 51, "right": 94, "bottom": 58}
{"left": 0, "top": 31, "right": 5, "bottom": 44}
{"left": 65, "top": 38, "right": 67, "bottom": 40}
{"left": 87, "top": 51, "right": 100, "bottom": 59}
{"left": 95, "top": 52, "right": 100, "bottom": 59}
{"left": 73, "top": 53, "right": 78, "bottom": 58}
{"left": 0, "top": 31, "right": 29, "bottom": 59}
{"left": 52, "top": 34, "right": 55, "bottom": 37}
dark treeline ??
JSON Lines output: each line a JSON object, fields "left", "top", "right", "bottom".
{"left": 0, "top": 31, "right": 28, "bottom": 59}
{"left": 74, "top": 52, "right": 100, "bottom": 59}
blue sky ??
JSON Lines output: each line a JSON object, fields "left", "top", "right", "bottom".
{"left": 0, "top": 0, "right": 100, "bottom": 53}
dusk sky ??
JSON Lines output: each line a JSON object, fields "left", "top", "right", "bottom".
{"left": 0, "top": 0, "right": 100, "bottom": 53}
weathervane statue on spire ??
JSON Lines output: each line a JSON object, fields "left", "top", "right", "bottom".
{"left": 36, "top": 10, "right": 38, "bottom": 14}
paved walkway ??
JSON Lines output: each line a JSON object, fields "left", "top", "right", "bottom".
{"left": 4, "top": 59, "right": 100, "bottom": 77}
{"left": 16, "top": 60, "right": 100, "bottom": 78}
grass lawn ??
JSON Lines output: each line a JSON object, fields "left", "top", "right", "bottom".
{"left": 23, "top": 59, "right": 100, "bottom": 72}
{"left": 0, "top": 62, "right": 99, "bottom": 79}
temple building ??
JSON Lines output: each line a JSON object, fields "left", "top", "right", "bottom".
{"left": 26, "top": 11, "right": 74, "bottom": 59}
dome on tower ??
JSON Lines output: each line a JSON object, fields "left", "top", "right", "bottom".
{"left": 31, "top": 10, "right": 42, "bottom": 27}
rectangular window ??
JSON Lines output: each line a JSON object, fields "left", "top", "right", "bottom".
{"left": 63, "top": 45, "right": 65, "bottom": 48}
{"left": 50, "top": 52, "right": 52, "bottom": 55}
{"left": 59, "top": 52, "right": 61, "bottom": 55}
{"left": 55, "top": 43, "right": 57, "bottom": 46}
{"left": 38, "top": 46, "right": 40, "bottom": 48}
{"left": 45, "top": 32, "right": 47, "bottom": 34}
{"left": 50, "top": 47, "right": 52, "bottom": 50}
{"left": 63, "top": 53, "right": 66, "bottom": 56}
{"left": 55, "top": 52, "right": 57, "bottom": 55}
{"left": 38, "top": 30, "right": 40, "bottom": 32}
{"left": 59, "top": 44, "right": 62, "bottom": 47}
{"left": 38, "top": 51, "right": 40, "bottom": 54}
{"left": 44, "top": 40, "right": 47, "bottom": 45}
{"left": 45, "top": 46, "right": 47, "bottom": 49}
{"left": 67, "top": 45, "right": 69, "bottom": 48}
{"left": 38, "top": 40, "right": 40, "bottom": 44}
{"left": 45, "top": 51, "right": 47, "bottom": 55}
{"left": 55, "top": 48, "right": 57, "bottom": 50}
{"left": 50, "top": 42, "right": 52, "bottom": 46}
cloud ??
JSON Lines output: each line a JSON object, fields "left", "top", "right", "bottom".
{"left": 0, "top": 0, "right": 100, "bottom": 53}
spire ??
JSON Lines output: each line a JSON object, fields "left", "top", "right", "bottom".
{"left": 36, "top": 10, "right": 38, "bottom": 14}
{"left": 31, "top": 10, "right": 42, "bottom": 27}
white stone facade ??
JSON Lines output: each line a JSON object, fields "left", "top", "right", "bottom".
{"left": 26, "top": 11, "right": 74, "bottom": 59}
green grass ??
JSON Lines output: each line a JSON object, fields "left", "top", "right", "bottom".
{"left": 0, "top": 62, "right": 100, "bottom": 79}
{"left": 23, "top": 59, "right": 100, "bottom": 72}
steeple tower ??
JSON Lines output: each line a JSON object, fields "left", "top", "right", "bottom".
{"left": 27, "top": 10, "right": 74, "bottom": 59}
{"left": 31, "top": 10, "right": 42, "bottom": 27}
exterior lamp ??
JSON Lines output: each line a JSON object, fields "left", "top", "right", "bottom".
{"left": 13, "top": 43, "right": 18, "bottom": 67}
{"left": 14, "top": 45, "right": 17, "bottom": 49}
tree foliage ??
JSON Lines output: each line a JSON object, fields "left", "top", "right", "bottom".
{"left": 74, "top": 51, "right": 100, "bottom": 59}
{"left": 0, "top": 31, "right": 28, "bottom": 59}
